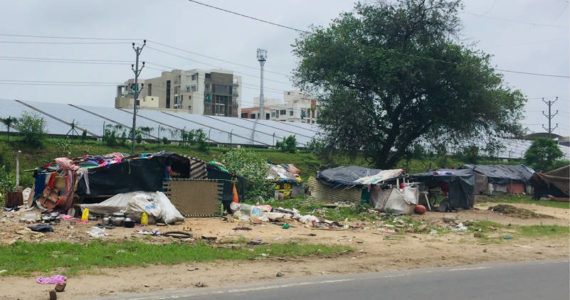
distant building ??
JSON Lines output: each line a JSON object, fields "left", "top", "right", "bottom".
{"left": 115, "top": 69, "right": 242, "bottom": 117}
{"left": 241, "top": 91, "right": 317, "bottom": 123}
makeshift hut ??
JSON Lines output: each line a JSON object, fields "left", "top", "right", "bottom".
{"left": 462, "top": 164, "right": 534, "bottom": 195}
{"left": 314, "top": 166, "right": 382, "bottom": 203}
{"left": 31, "top": 152, "right": 247, "bottom": 221}
{"left": 410, "top": 169, "right": 474, "bottom": 210}
{"left": 530, "top": 165, "right": 569, "bottom": 201}
{"left": 315, "top": 166, "right": 415, "bottom": 215}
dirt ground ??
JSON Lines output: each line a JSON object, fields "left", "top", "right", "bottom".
{"left": 0, "top": 202, "right": 568, "bottom": 300}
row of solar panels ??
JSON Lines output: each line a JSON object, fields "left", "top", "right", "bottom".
{"left": 0, "top": 99, "right": 320, "bottom": 147}
{"left": 1, "top": 98, "right": 568, "bottom": 159}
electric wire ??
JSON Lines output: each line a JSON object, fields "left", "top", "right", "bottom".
{"left": 186, "top": 0, "right": 310, "bottom": 34}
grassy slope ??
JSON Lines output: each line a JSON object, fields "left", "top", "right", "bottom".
{"left": 476, "top": 194, "right": 569, "bottom": 209}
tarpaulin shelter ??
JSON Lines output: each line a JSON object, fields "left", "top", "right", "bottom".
{"left": 317, "top": 166, "right": 383, "bottom": 187}
{"left": 410, "top": 169, "right": 474, "bottom": 210}
{"left": 530, "top": 165, "right": 569, "bottom": 200}
{"left": 316, "top": 166, "right": 413, "bottom": 214}
{"left": 461, "top": 164, "right": 534, "bottom": 195}
{"left": 206, "top": 163, "right": 247, "bottom": 211}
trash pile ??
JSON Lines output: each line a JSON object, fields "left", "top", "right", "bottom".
{"left": 229, "top": 202, "right": 344, "bottom": 229}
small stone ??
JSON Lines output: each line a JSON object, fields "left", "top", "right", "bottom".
{"left": 483, "top": 249, "right": 487, "bottom": 253}
{"left": 276, "top": 272, "right": 285, "bottom": 277}
{"left": 144, "top": 284, "right": 150, "bottom": 288}
{"left": 187, "top": 266, "right": 199, "bottom": 271}
{"left": 194, "top": 282, "right": 207, "bottom": 288}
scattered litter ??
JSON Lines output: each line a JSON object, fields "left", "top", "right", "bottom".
{"left": 187, "top": 266, "right": 199, "bottom": 271}
{"left": 163, "top": 231, "right": 192, "bottom": 239}
{"left": 28, "top": 224, "right": 54, "bottom": 233}
{"left": 0, "top": 270, "right": 6, "bottom": 274}
{"left": 276, "top": 272, "right": 285, "bottom": 277}
{"left": 232, "top": 226, "right": 252, "bottom": 231}
{"left": 378, "top": 227, "right": 395, "bottom": 233}
{"left": 282, "top": 223, "right": 290, "bottom": 229}
{"left": 60, "top": 215, "right": 74, "bottom": 221}
{"left": 87, "top": 227, "right": 107, "bottom": 238}
{"left": 503, "top": 236, "right": 513, "bottom": 240}
{"left": 201, "top": 235, "right": 217, "bottom": 241}
{"left": 451, "top": 223, "right": 468, "bottom": 232}
{"left": 37, "top": 275, "right": 66, "bottom": 285}
{"left": 194, "top": 282, "right": 207, "bottom": 288}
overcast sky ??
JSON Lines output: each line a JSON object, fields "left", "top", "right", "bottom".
{"left": 0, "top": 0, "right": 568, "bottom": 136}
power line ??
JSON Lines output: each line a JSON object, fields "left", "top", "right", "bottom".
{"left": 148, "top": 40, "right": 290, "bottom": 77}
{"left": 0, "top": 33, "right": 135, "bottom": 41}
{"left": 0, "top": 40, "right": 128, "bottom": 45}
{"left": 0, "top": 79, "right": 119, "bottom": 86}
{"left": 144, "top": 48, "right": 292, "bottom": 86}
{"left": 0, "top": 56, "right": 130, "bottom": 65}
{"left": 495, "top": 68, "right": 570, "bottom": 79}
{"left": 186, "top": 0, "right": 310, "bottom": 34}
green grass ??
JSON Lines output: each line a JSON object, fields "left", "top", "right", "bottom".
{"left": 518, "top": 225, "right": 570, "bottom": 237}
{"left": 0, "top": 241, "right": 352, "bottom": 276}
{"left": 476, "top": 194, "right": 570, "bottom": 209}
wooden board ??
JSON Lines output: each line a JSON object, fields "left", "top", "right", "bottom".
{"left": 163, "top": 179, "right": 223, "bottom": 217}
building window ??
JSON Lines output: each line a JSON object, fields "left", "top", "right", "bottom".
{"left": 191, "top": 74, "right": 197, "bottom": 80}
{"left": 205, "top": 73, "right": 211, "bottom": 79}
{"left": 147, "top": 83, "right": 152, "bottom": 96}
{"left": 280, "top": 109, "right": 286, "bottom": 115}
{"left": 289, "top": 110, "right": 294, "bottom": 116}
{"left": 186, "top": 86, "right": 191, "bottom": 92}
{"left": 271, "top": 112, "right": 276, "bottom": 117}
{"left": 191, "top": 85, "right": 197, "bottom": 92}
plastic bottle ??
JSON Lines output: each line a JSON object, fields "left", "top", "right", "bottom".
{"left": 141, "top": 212, "right": 148, "bottom": 225}
{"left": 239, "top": 204, "right": 261, "bottom": 216}
{"left": 81, "top": 208, "right": 89, "bottom": 222}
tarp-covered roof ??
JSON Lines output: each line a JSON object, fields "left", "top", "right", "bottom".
{"left": 462, "top": 164, "right": 534, "bottom": 184}
{"left": 531, "top": 165, "right": 569, "bottom": 197}
{"left": 317, "top": 166, "right": 382, "bottom": 186}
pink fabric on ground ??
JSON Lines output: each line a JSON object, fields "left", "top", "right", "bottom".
{"left": 37, "top": 275, "right": 66, "bottom": 284}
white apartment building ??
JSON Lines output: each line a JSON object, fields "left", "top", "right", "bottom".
{"left": 115, "top": 69, "right": 242, "bottom": 117}
{"left": 241, "top": 91, "right": 318, "bottom": 124}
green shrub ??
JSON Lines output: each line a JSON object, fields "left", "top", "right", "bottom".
{"left": 524, "top": 138, "right": 563, "bottom": 171}
{"left": 218, "top": 148, "right": 272, "bottom": 202}
{"left": 276, "top": 135, "right": 297, "bottom": 153}
{"left": 15, "top": 112, "right": 45, "bottom": 147}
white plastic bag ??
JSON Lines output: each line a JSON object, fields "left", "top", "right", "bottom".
{"left": 155, "top": 191, "right": 184, "bottom": 224}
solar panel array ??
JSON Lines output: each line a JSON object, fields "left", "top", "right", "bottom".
{"left": 0, "top": 98, "right": 568, "bottom": 160}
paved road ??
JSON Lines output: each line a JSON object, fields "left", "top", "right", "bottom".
{"left": 89, "top": 259, "right": 569, "bottom": 300}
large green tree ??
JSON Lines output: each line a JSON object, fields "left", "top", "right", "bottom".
{"left": 524, "top": 138, "right": 564, "bottom": 171}
{"left": 293, "top": 0, "right": 525, "bottom": 168}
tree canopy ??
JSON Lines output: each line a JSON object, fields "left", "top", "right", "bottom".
{"left": 293, "top": 0, "right": 526, "bottom": 168}
{"left": 524, "top": 138, "right": 564, "bottom": 171}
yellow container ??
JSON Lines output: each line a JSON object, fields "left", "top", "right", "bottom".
{"left": 81, "top": 208, "right": 89, "bottom": 222}
{"left": 141, "top": 212, "right": 148, "bottom": 225}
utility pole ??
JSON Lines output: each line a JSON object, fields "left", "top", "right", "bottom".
{"left": 130, "top": 40, "right": 146, "bottom": 154}
{"left": 256, "top": 49, "right": 267, "bottom": 120}
{"left": 541, "top": 97, "right": 558, "bottom": 139}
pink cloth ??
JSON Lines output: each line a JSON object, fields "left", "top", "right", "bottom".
{"left": 37, "top": 275, "right": 66, "bottom": 284}
{"left": 61, "top": 215, "right": 74, "bottom": 220}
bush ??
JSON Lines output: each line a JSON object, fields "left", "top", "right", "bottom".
{"left": 524, "top": 138, "right": 563, "bottom": 171}
{"left": 0, "top": 166, "right": 16, "bottom": 205}
{"left": 15, "top": 112, "right": 45, "bottom": 147}
{"left": 218, "top": 148, "right": 272, "bottom": 202}
{"left": 276, "top": 135, "right": 297, "bottom": 153}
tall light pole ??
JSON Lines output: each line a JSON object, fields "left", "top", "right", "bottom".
{"left": 131, "top": 40, "right": 146, "bottom": 154}
{"left": 256, "top": 48, "right": 267, "bottom": 120}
